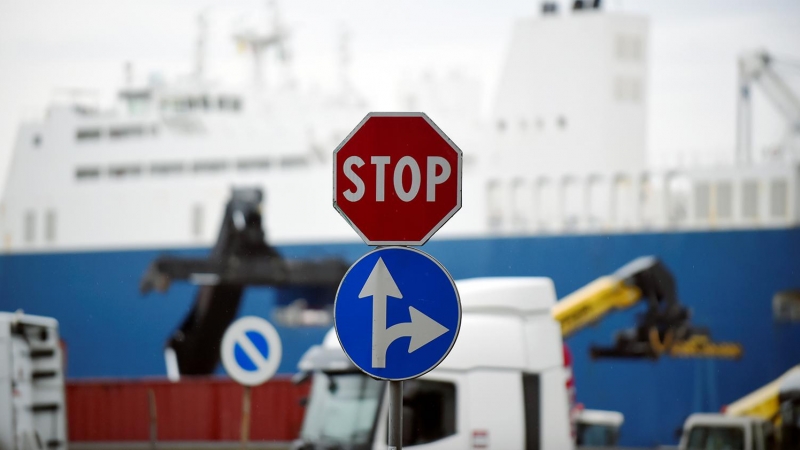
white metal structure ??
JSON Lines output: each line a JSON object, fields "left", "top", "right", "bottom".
{"left": 0, "top": 311, "right": 67, "bottom": 450}
{"left": 737, "top": 50, "right": 800, "bottom": 165}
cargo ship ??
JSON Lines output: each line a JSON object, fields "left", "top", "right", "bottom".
{"left": 1, "top": 2, "right": 799, "bottom": 446}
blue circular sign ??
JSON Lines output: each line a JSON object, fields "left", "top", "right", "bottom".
{"left": 220, "top": 316, "right": 282, "bottom": 386}
{"left": 334, "top": 246, "right": 461, "bottom": 380}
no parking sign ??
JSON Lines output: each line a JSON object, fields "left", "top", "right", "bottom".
{"left": 220, "top": 316, "right": 283, "bottom": 386}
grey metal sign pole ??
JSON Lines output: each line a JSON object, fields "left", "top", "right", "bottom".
{"left": 388, "top": 380, "right": 403, "bottom": 450}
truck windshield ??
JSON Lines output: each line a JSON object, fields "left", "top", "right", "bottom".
{"left": 576, "top": 423, "right": 618, "bottom": 446}
{"left": 686, "top": 425, "right": 744, "bottom": 450}
{"left": 299, "top": 371, "right": 384, "bottom": 448}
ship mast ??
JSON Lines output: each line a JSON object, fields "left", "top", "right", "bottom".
{"left": 233, "top": 0, "right": 289, "bottom": 88}
{"left": 194, "top": 11, "right": 208, "bottom": 79}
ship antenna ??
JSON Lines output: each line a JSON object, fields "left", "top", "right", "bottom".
{"left": 194, "top": 11, "right": 208, "bottom": 79}
{"left": 339, "top": 24, "right": 352, "bottom": 94}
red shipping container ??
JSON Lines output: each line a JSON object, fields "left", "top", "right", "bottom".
{"left": 66, "top": 376, "right": 309, "bottom": 442}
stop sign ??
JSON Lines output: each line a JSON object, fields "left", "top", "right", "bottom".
{"left": 333, "top": 112, "right": 462, "bottom": 245}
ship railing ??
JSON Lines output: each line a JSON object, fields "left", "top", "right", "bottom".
{"left": 485, "top": 163, "right": 798, "bottom": 234}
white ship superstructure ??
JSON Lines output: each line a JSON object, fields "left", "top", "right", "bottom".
{"left": 0, "top": 8, "right": 797, "bottom": 255}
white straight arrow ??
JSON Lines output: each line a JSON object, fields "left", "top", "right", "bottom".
{"left": 359, "top": 257, "right": 449, "bottom": 368}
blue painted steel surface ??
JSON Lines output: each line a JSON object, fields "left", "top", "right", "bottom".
{"left": 2, "top": 228, "right": 800, "bottom": 446}
{"left": 334, "top": 247, "right": 460, "bottom": 380}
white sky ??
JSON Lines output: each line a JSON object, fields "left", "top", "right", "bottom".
{"left": 0, "top": 0, "right": 798, "bottom": 192}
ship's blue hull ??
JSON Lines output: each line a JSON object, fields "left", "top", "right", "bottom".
{"left": 2, "top": 228, "right": 799, "bottom": 446}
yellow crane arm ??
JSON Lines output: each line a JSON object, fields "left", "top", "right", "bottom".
{"left": 725, "top": 365, "right": 800, "bottom": 421}
{"left": 551, "top": 256, "right": 743, "bottom": 360}
{"left": 552, "top": 276, "right": 641, "bottom": 337}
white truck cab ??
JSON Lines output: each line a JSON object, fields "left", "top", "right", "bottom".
{"left": 679, "top": 366, "right": 800, "bottom": 450}
{"left": 678, "top": 413, "right": 775, "bottom": 450}
{"left": 291, "top": 277, "right": 573, "bottom": 450}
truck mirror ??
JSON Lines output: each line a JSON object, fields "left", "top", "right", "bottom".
{"left": 292, "top": 371, "right": 311, "bottom": 385}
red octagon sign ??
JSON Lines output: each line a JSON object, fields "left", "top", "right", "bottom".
{"left": 333, "top": 112, "right": 462, "bottom": 246}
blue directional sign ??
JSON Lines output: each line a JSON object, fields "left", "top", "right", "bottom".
{"left": 220, "top": 316, "right": 283, "bottom": 386}
{"left": 334, "top": 246, "right": 461, "bottom": 380}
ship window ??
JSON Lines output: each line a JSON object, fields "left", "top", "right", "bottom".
{"left": 280, "top": 157, "right": 308, "bottom": 168}
{"left": 511, "top": 178, "right": 531, "bottom": 230}
{"left": 76, "top": 128, "right": 102, "bottom": 141}
{"left": 150, "top": 163, "right": 184, "bottom": 175}
{"left": 75, "top": 167, "right": 101, "bottom": 180}
{"left": 587, "top": 176, "right": 609, "bottom": 229}
{"left": 193, "top": 160, "right": 228, "bottom": 173}
{"left": 614, "top": 78, "right": 624, "bottom": 101}
{"left": 742, "top": 180, "right": 759, "bottom": 219}
{"left": 192, "top": 204, "right": 203, "bottom": 238}
{"left": 562, "top": 177, "right": 581, "bottom": 230}
{"left": 487, "top": 180, "right": 504, "bottom": 230}
{"left": 615, "top": 35, "right": 643, "bottom": 62}
{"left": 535, "top": 178, "right": 557, "bottom": 231}
{"left": 557, "top": 116, "right": 567, "bottom": 130}
{"left": 237, "top": 158, "right": 272, "bottom": 171}
{"left": 694, "top": 182, "right": 711, "bottom": 220}
{"left": 218, "top": 96, "right": 242, "bottom": 111}
{"left": 171, "top": 98, "right": 188, "bottom": 112}
{"left": 33, "top": 134, "right": 42, "bottom": 147}
{"left": 392, "top": 379, "right": 456, "bottom": 446}
{"left": 109, "top": 165, "right": 142, "bottom": 178}
{"left": 497, "top": 119, "right": 506, "bottom": 132}
{"left": 630, "top": 78, "right": 641, "bottom": 102}
{"left": 109, "top": 126, "right": 145, "bottom": 139}
{"left": 716, "top": 182, "right": 733, "bottom": 220}
{"left": 769, "top": 179, "right": 788, "bottom": 219}
{"left": 639, "top": 175, "right": 660, "bottom": 226}
{"left": 666, "top": 174, "right": 690, "bottom": 225}
{"left": 615, "top": 35, "right": 627, "bottom": 60}
{"left": 614, "top": 77, "right": 641, "bottom": 103}
{"left": 24, "top": 210, "right": 35, "bottom": 244}
{"left": 612, "top": 175, "right": 635, "bottom": 228}
{"left": 45, "top": 209, "right": 56, "bottom": 243}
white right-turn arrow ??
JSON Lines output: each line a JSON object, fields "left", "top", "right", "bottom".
{"left": 358, "top": 257, "right": 449, "bottom": 369}
{"left": 385, "top": 306, "right": 449, "bottom": 353}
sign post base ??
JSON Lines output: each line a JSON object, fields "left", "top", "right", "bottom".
{"left": 240, "top": 385, "right": 251, "bottom": 450}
